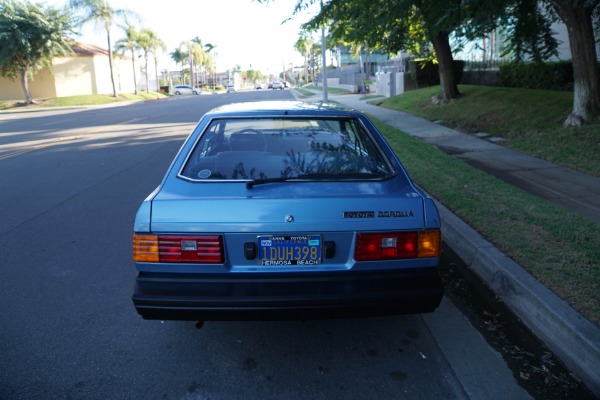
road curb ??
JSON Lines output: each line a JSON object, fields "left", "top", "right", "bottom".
{"left": 436, "top": 200, "right": 600, "bottom": 396}
{"left": 293, "top": 90, "right": 600, "bottom": 394}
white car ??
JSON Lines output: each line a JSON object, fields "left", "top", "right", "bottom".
{"left": 173, "top": 85, "right": 201, "bottom": 95}
{"left": 226, "top": 84, "right": 236, "bottom": 93}
{"left": 271, "top": 81, "right": 284, "bottom": 90}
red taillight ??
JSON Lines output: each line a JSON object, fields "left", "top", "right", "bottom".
{"left": 354, "top": 230, "right": 440, "bottom": 261}
{"left": 133, "top": 234, "right": 224, "bottom": 264}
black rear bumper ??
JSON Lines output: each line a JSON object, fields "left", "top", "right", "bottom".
{"left": 132, "top": 269, "right": 443, "bottom": 321}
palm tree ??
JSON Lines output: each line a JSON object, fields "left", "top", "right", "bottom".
{"left": 204, "top": 43, "right": 217, "bottom": 88}
{"left": 170, "top": 47, "right": 187, "bottom": 84}
{"left": 115, "top": 23, "right": 140, "bottom": 95}
{"left": 204, "top": 43, "right": 216, "bottom": 54}
{"left": 136, "top": 29, "right": 151, "bottom": 91}
{"left": 202, "top": 51, "right": 215, "bottom": 87}
{"left": 178, "top": 41, "right": 191, "bottom": 86}
{"left": 160, "top": 69, "right": 169, "bottom": 87}
{"left": 190, "top": 36, "right": 203, "bottom": 87}
{"left": 147, "top": 31, "right": 166, "bottom": 93}
{"left": 137, "top": 28, "right": 165, "bottom": 92}
{"left": 181, "top": 38, "right": 204, "bottom": 88}
{"left": 294, "top": 34, "right": 312, "bottom": 84}
{"left": 69, "top": 0, "right": 138, "bottom": 97}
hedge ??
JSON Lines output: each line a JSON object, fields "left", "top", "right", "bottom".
{"left": 499, "top": 61, "right": 574, "bottom": 91}
{"left": 409, "top": 60, "right": 465, "bottom": 86}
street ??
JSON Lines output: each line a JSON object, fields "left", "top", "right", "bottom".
{"left": 0, "top": 91, "right": 531, "bottom": 400}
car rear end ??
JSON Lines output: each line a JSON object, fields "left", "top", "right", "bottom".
{"left": 131, "top": 102, "right": 443, "bottom": 321}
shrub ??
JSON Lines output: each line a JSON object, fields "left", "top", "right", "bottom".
{"left": 409, "top": 60, "right": 465, "bottom": 86}
{"left": 499, "top": 61, "right": 575, "bottom": 91}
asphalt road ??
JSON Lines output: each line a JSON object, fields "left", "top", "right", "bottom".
{"left": 0, "top": 91, "right": 530, "bottom": 400}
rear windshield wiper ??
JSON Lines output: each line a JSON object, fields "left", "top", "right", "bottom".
{"left": 246, "top": 177, "right": 297, "bottom": 189}
{"left": 246, "top": 172, "right": 387, "bottom": 189}
{"left": 297, "top": 172, "right": 387, "bottom": 180}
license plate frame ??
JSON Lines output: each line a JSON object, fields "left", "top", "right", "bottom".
{"left": 257, "top": 235, "right": 322, "bottom": 266}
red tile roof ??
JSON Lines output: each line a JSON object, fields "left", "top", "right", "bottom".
{"left": 72, "top": 43, "right": 110, "bottom": 56}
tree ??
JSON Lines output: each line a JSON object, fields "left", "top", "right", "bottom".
{"left": 69, "top": 0, "right": 138, "bottom": 97}
{"left": 170, "top": 47, "right": 187, "bottom": 84}
{"left": 458, "top": 0, "right": 598, "bottom": 125}
{"left": 308, "top": 41, "right": 321, "bottom": 83}
{"left": 487, "top": 0, "right": 559, "bottom": 62}
{"left": 137, "top": 30, "right": 151, "bottom": 91}
{"left": 180, "top": 41, "right": 192, "bottom": 86}
{"left": 304, "top": 0, "right": 465, "bottom": 102}
{"left": 270, "top": 0, "right": 592, "bottom": 124}
{"left": 201, "top": 51, "right": 215, "bottom": 87}
{"left": 188, "top": 37, "right": 206, "bottom": 87}
{"left": 115, "top": 23, "right": 140, "bottom": 95}
{"left": 160, "top": 69, "right": 169, "bottom": 87}
{"left": 204, "top": 43, "right": 216, "bottom": 55}
{"left": 298, "top": 0, "right": 561, "bottom": 103}
{"left": 0, "top": 0, "right": 75, "bottom": 104}
{"left": 244, "top": 69, "right": 265, "bottom": 83}
{"left": 149, "top": 33, "right": 166, "bottom": 93}
{"left": 204, "top": 43, "right": 217, "bottom": 88}
{"left": 294, "top": 33, "right": 312, "bottom": 83}
{"left": 137, "top": 28, "right": 165, "bottom": 92}
{"left": 547, "top": 0, "right": 600, "bottom": 126}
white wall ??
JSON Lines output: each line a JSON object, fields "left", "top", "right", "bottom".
{"left": 376, "top": 72, "right": 410, "bottom": 97}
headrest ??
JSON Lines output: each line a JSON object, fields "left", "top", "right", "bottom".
{"left": 229, "top": 132, "right": 266, "bottom": 151}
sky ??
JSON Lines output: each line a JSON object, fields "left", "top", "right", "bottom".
{"left": 44, "top": 0, "right": 319, "bottom": 75}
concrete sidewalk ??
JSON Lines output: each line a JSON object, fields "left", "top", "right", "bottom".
{"left": 295, "top": 90, "right": 600, "bottom": 396}
{"left": 336, "top": 93, "right": 600, "bottom": 224}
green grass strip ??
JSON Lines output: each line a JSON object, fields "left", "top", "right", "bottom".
{"left": 1, "top": 92, "right": 168, "bottom": 110}
{"left": 374, "top": 85, "right": 600, "bottom": 177}
{"left": 373, "top": 117, "right": 600, "bottom": 325}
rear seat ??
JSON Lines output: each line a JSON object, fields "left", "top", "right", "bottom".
{"left": 183, "top": 151, "right": 315, "bottom": 180}
{"left": 215, "top": 151, "right": 286, "bottom": 178}
{"left": 268, "top": 136, "right": 311, "bottom": 155}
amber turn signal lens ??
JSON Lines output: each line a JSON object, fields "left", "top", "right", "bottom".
{"left": 133, "top": 233, "right": 159, "bottom": 262}
{"left": 417, "top": 230, "right": 441, "bottom": 258}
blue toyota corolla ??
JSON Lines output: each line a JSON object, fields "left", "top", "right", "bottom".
{"left": 132, "top": 101, "right": 443, "bottom": 322}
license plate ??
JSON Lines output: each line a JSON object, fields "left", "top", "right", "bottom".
{"left": 258, "top": 235, "right": 322, "bottom": 266}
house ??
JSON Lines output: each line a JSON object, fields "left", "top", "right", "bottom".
{"left": 0, "top": 43, "right": 135, "bottom": 101}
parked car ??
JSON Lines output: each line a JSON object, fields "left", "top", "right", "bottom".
{"left": 132, "top": 101, "right": 443, "bottom": 323}
{"left": 173, "top": 85, "right": 201, "bottom": 95}
{"left": 226, "top": 84, "right": 236, "bottom": 93}
{"left": 255, "top": 83, "right": 263, "bottom": 90}
{"left": 271, "top": 81, "right": 284, "bottom": 90}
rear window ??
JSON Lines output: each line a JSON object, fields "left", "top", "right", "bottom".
{"left": 179, "top": 117, "right": 393, "bottom": 181}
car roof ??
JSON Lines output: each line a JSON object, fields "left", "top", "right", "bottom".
{"left": 205, "top": 101, "right": 360, "bottom": 118}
